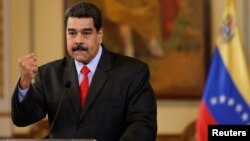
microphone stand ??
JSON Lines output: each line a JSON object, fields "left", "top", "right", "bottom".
{"left": 44, "top": 81, "right": 71, "bottom": 139}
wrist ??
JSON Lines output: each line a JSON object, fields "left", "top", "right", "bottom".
{"left": 19, "top": 77, "right": 31, "bottom": 89}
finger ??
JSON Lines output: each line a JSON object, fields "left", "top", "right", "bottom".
{"left": 32, "top": 66, "right": 38, "bottom": 74}
{"left": 19, "top": 54, "right": 37, "bottom": 65}
{"left": 28, "top": 52, "right": 36, "bottom": 57}
{"left": 19, "top": 59, "right": 37, "bottom": 73}
{"left": 21, "top": 53, "right": 37, "bottom": 60}
{"left": 30, "top": 53, "right": 37, "bottom": 61}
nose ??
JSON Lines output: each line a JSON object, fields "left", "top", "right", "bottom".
{"left": 75, "top": 33, "right": 84, "bottom": 44}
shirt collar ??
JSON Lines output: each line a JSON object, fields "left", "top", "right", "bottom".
{"left": 75, "top": 45, "right": 103, "bottom": 75}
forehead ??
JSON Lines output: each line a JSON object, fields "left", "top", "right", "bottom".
{"left": 67, "top": 17, "right": 95, "bottom": 29}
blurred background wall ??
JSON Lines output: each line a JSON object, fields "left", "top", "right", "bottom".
{"left": 0, "top": 0, "right": 249, "bottom": 140}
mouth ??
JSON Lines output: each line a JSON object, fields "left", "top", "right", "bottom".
{"left": 72, "top": 44, "right": 88, "bottom": 52}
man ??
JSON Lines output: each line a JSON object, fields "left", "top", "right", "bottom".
{"left": 11, "top": 2, "right": 157, "bottom": 141}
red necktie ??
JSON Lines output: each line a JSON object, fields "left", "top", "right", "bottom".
{"left": 80, "top": 66, "right": 90, "bottom": 107}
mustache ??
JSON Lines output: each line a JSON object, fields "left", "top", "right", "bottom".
{"left": 72, "top": 44, "right": 88, "bottom": 52}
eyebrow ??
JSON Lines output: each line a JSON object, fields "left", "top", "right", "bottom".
{"left": 67, "top": 28, "right": 93, "bottom": 32}
{"left": 83, "top": 28, "right": 93, "bottom": 32}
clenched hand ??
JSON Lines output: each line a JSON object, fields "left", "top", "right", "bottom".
{"left": 18, "top": 53, "right": 38, "bottom": 89}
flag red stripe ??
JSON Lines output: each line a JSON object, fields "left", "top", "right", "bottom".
{"left": 196, "top": 101, "right": 217, "bottom": 141}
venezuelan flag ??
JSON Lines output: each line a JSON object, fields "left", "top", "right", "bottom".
{"left": 196, "top": 0, "right": 250, "bottom": 141}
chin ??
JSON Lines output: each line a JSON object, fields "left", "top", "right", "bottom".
{"left": 75, "top": 57, "right": 90, "bottom": 64}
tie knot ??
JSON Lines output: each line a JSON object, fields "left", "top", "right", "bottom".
{"left": 81, "top": 66, "right": 90, "bottom": 75}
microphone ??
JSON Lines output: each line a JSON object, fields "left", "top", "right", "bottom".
{"left": 45, "top": 81, "right": 71, "bottom": 139}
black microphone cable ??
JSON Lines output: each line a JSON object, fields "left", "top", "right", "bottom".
{"left": 45, "top": 81, "right": 71, "bottom": 139}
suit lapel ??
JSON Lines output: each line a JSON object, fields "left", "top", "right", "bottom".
{"left": 80, "top": 47, "right": 111, "bottom": 121}
{"left": 64, "top": 56, "right": 81, "bottom": 117}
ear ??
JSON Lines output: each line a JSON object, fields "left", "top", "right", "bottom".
{"left": 97, "top": 28, "right": 103, "bottom": 44}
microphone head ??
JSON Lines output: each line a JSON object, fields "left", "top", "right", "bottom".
{"left": 65, "top": 81, "right": 71, "bottom": 88}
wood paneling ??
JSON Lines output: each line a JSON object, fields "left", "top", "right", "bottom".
{"left": 0, "top": 0, "right": 3, "bottom": 98}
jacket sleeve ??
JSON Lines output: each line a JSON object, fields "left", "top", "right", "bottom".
{"left": 11, "top": 69, "right": 47, "bottom": 127}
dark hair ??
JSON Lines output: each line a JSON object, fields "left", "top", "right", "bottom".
{"left": 64, "top": 2, "right": 102, "bottom": 32}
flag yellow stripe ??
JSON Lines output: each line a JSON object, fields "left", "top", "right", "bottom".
{"left": 217, "top": 0, "right": 250, "bottom": 105}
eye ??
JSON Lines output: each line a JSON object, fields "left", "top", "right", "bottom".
{"left": 68, "top": 31, "right": 76, "bottom": 35}
{"left": 83, "top": 31, "right": 92, "bottom": 35}
{"left": 83, "top": 31, "right": 93, "bottom": 39}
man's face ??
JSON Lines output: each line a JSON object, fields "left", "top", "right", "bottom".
{"left": 66, "top": 17, "right": 103, "bottom": 64}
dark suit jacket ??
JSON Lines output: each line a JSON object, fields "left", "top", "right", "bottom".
{"left": 11, "top": 47, "right": 157, "bottom": 141}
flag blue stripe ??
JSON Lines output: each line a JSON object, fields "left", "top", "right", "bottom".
{"left": 203, "top": 47, "right": 250, "bottom": 124}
